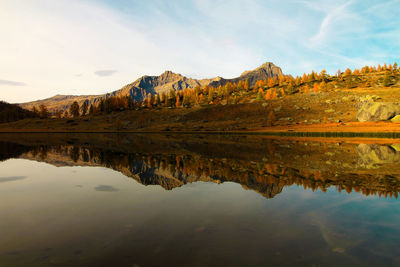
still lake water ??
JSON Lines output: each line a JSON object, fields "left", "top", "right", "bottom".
{"left": 0, "top": 133, "right": 399, "bottom": 266}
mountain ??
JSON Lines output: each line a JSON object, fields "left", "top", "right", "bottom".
{"left": 19, "top": 62, "right": 283, "bottom": 113}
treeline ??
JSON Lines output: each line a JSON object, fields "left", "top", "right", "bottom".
{"left": 0, "top": 101, "right": 38, "bottom": 123}
{"left": 29, "top": 61, "right": 400, "bottom": 118}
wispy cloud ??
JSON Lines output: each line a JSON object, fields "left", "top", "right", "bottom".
{"left": 0, "top": 79, "right": 26, "bottom": 86}
{"left": 94, "top": 70, "right": 117, "bottom": 77}
{"left": 309, "top": 1, "right": 354, "bottom": 47}
{"left": 0, "top": 0, "right": 399, "bottom": 103}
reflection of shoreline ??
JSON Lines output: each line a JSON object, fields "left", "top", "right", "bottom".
{"left": 1, "top": 135, "right": 399, "bottom": 199}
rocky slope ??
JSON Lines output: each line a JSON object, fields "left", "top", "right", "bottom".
{"left": 19, "top": 62, "right": 283, "bottom": 113}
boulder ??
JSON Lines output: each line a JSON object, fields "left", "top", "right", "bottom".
{"left": 391, "top": 115, "right": 400, "bottom": 122}
{"left": 357, "top": 101, "right": 400, "bottom": 122}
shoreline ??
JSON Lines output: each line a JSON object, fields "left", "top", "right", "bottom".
{"left": 2, "top": 122, "right": 400, "bottom": 140}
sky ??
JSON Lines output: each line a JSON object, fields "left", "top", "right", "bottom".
{"left": 1, "top": 0, "right": 399, "bottom": 103}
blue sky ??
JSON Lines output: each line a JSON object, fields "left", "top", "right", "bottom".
{"left": 1, "top": 0, "right": 399, "bottom": 103}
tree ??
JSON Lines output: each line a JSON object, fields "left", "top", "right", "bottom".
{"left": 256, "top": 89, "right": 264, "bottom": 101}
{"left": 156, "top": 94, "right": 161, "bottom": 106}
{"left": 267, "top": 110, "right": 275, "bottom": 127}
{"left": 313, "top": 83, "right": 320, "bottom": 93}
{"left": 31, "top": 106, "right": 39, "bottom": 116}
{"left": 39, "top": 104, "right": 49, "bottom": 118}
{"left": 69, "top": 101, "right": 80, "bottom": 117}
{"left": 54, "top": 109, "right": 63, "bottom": 118}
{"left": 265, "top": 90, "right": 272, "bottom": 100}
{"left": 168, "top": 89, "right": 176, "bottom": 107}
{"left": 383, "top": 71, "right": 393, "bottom": 87}
{"left": 88, "top": 104, "right": 94, "bottom": 115}
{"left": 320, "top": 81, "right": 327, "bottom": 91}
{"left": 344, "top": 68, "right": 352, "bottom": 76}
{"left": 81, "top": 101, "right": 88, "bottom": 116}
{"left": 301, "top": 73, "right": 307, "bottom": 83}
{"left": 98, "top": 99, "right": 105, "bottom": 112}
{"left": 320, "top": 70, "right": 327, "bottom": 81}
{"left": 243, "top": 79, "right": 249, "bottom": 91}
{"left": 104, "top": 98, "right": 113, "bottom": 113}
{"left": 64, "top": 110, "right": 69, "bottom": 118}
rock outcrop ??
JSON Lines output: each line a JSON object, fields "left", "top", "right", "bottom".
{"left": 357, "top": 101, "right": 400, "bottom": 122}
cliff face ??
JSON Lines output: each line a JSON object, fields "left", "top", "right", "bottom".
{"left": 19, "top": 62, "right": 283, "bottom": 113}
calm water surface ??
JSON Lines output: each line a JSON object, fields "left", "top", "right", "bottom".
{"left": 0, "top": 133, "right": 399, "bottom": 266}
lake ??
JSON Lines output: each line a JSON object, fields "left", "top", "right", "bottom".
{"left": 0, "top": 133, "right": 399, "bottom": 266}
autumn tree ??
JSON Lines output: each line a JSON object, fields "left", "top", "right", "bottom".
{"left": 31, "top": 106, "right": 39, "bottom": 116}
{"left": 69, "top": 101, "right": 80, "bottom": 117}
{"left": 383, "top": 71, "right": 393, "bottom": 87}
{"left": 267, "top": 110, "right": 275, "bottom": 127}
{"left": 319, "top": 70, "right": 327, "bottom": 81}
{"left": 344, "top": 68, "right": 352, "bottom": 76}
{"left": 175, "top": 94, "right": 181, "bottom": 107}
{"left": 98, "top": 99, "right": 105, "bottom": 113}
{"left": 265, "top": 89, "right": 272, "bottom": 100}
{"left": 313, "top": 82, "right": 320, "bottom": 92}
{"left": 319, "top": 81, "right": 327, "bottom": 91}
{"left": 256, "top": 88, "right": 264, "bottom": 101}
{"left": 301, "top": 73, "right": 307, "bottom": 84}
{"left": 81, "top": 101, "right": 88, "bottom": 116}
{"left": 88, "top": 104, "right": 94, "bottom": 115}
{"left": 243, "top": 79, "right": 249, "bottom": 91}
{"left": 168, "top": 89, "right": 176, "bottom": 107}
{"left": 54, "top": 109, "right": 63, "bottom": 118}
{"left": 39, "top": 104, "right": 49, "bottom": 118}
{"left": 156, "top": 94, "right": 161, "bottom": 106}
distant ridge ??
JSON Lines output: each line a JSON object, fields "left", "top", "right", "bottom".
{"left": 19, "top": 62, "right": 283, "bottom": 112}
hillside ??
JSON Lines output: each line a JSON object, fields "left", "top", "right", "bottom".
{"left": 4, "top": 63, "right": 400, "bottom": 133}
{"left": 0, "top": 101, "right": 36, "bottom": 123}
{"left": 19, "top": 62, "right": 283, "bottom": 113}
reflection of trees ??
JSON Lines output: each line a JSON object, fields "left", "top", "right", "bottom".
{"left": 19, "top": 145, "right": 400, "bottom": 199}
{"left": 1, "top": 137, "right": 399, "bottom": 199}
{"left": 69, "top": 147, "right": 80, "bottom": 162}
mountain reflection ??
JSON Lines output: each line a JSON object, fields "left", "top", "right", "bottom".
{"left": 1, "top": 133, "right": 400, "bottom": 199}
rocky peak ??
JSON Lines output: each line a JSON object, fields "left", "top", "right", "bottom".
{"left": 159, "top": 70, "right": 183, "bottom": 82}
{"left": 240, "top": 62, "right": 281, "bottom": 77}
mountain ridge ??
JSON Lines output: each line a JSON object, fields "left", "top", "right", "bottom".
{"left": 19, "top": 62, "right": 283, "bottom": 112}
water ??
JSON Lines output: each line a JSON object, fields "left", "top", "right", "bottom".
{"left": 0, "top": 133, "right": 399, "bottom": 266}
